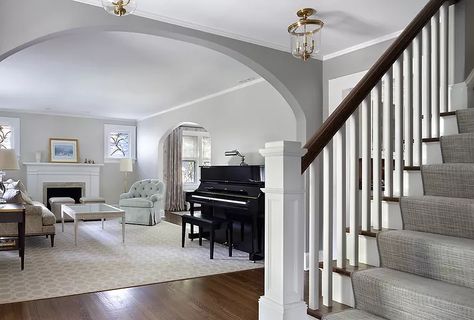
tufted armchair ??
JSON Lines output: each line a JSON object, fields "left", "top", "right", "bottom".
{"left": 119, "top": 179, "right": 165, "bottom": 226}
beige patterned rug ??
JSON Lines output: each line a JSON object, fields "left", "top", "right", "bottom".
{"left": 0, "top": 220, "right": 262, "bottom": 304}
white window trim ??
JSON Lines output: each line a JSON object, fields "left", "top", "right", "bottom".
{"left": 0, "top": 117, "right": 20, "bottom": 157}
{"left": 182, "top": 131, "right": 211, "bottom": 191}
{"left": 104, "top": 124, "right": 136, "bottom": 162}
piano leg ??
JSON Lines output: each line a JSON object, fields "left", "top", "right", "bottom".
{"left": 250, "top": 215, "right": 264, "bottom": 262}
{"left": 210, "top": 227, "right": 215, "bottom": 260}
{"left": 228, "top": 221, "right": 233, "bottom": 257}
{"left": 198, "top": 226, "right": 203, "bottom": 246}
{"left": 240, "top": 222, "right": 245, "bottom": 241}
{"left": 190, "top": 203, "right": 195, "bottom": 241}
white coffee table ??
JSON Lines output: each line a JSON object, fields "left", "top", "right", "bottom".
{"left": 61, "top": 203, "right": 125, "bottom": 246}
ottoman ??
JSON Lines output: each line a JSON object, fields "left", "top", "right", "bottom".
{"left": 80, "top": 197, "right": 106, "bottom": 204}
{"left": 49, "top": 197, "right": 75, "bottom": 222}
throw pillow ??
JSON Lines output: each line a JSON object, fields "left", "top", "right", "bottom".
{"left": 20, "top": 191, "right": 34, "bottom": 205}
{"left": 2, "top": 189, "right": 22, "bottom": 203}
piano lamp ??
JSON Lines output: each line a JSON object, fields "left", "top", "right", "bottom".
{"left": 288, "top": 8, "right": 324, "bottom": 61}
{"left": 225, "top": 150, "right": 248, "bottom": 166}
{"left": 0, "top": 149, "right": 20, "bottom": 204}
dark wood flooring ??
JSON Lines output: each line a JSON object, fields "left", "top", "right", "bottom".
{"left": 0, "top": 211, "right": 349, "bottom": 320}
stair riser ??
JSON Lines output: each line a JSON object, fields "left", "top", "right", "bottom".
{"left": 403, "top": 171, "right": 423, "bottom": 196}
{"left": 422, "top": 141, "right": 442, "bottom": 164}
{"left": 322, "top": 272, "right": 355, "bottom": 308}
{"left": 441, "top": 115, "right": 458, "bottom": 136}
{"left": 440, "top": 134, "right": 474, "bottom": 163}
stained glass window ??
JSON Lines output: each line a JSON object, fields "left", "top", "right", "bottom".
{"left": 0, "top": 125, "right": 12, "bottom": 150}
{"left": 109, "top": 132, "right": 130, "bottom": 158}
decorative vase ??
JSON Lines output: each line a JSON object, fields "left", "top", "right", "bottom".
{"left": 35, "top": 152, "right": 42, "bottom": 163}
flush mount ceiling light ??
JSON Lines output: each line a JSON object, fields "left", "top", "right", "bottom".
{"left": 288, "top": 8, "right": 324, "bottom": 61}
{"left": 102, "top": 0, "right": 137, "bottom": 17}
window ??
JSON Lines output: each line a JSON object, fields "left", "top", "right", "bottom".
{"left": 104, "top": 124, "right": 136, "bottom": 161}
{"left": 181, "top": 130, "right": 211, "bottom": 189}
{"left": 0, "top": 117, "right": 20, "bottom": 156}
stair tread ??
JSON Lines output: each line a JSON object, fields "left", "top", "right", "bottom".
{"left": 378, "top": 230, "right": 474, "bottom": 289}
{"left": 421, "top": 163, "right": 474, "bottom": 199}
{"left": 323, "top": 310, "right": 386, "bottom": 320}
{"left": 440, "top": 133, "right": 474, "bottom": 163}
{"left": 353, "top": 268, "right": 474, "bottom": 319}
{"left": 319, "top": 260, "right": 374, "bottom": 277}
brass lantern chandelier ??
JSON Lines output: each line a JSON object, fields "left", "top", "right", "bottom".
{"left": 288, "top": 8, "right": 324, "bottom": 61}
{"left": 102, "top": 0, "right": 137, "bottom": 16}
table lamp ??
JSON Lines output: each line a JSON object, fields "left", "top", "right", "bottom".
{"left": 0, "top": 149, "right": 20, "bottom": 203}
{"left": 120, "top": 158, "right": 133, "bottom": 193}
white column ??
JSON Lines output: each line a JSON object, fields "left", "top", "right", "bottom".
{"left": 404, "top": 46, "right": 413, "bottom": 167}
{"left": 361, "top": 97, "right": 371, "bottom": 231}
{"left": 348, "top": 110, "right": 359, "bottom": 266}
{"left": 373, "top": 83, "right": 383, "bottom": 230}
{"left": 383, "top": 69, "right": 393, "bottom": 197}
{"left": 394, "top": 57, "right": 404, "bottom": 197}
{"left": 335, "top": 128, "right": 346, "bottom": 269}
{"left": 259, "top": 141, "right": 307, "bottom": 320}
{"left": 431, "top": 13, "right": 440, "bottom": 137}
{"left": 422, "top": 24, "right": 432, "bottom": 139}
{"left": 308, "top": 161, "right": 320, "bottom": 310}
{"left": 323, "top": 143, "right": 333, "bottom": 307}
{"left": 413, "top": 35, "right": 423, "bottom": 166}
{"left": 440, "top": 3, "right": 449, "bottom": 113}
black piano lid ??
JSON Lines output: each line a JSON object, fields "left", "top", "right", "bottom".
{"left": 200, "top": 165, "right": 265, "bottom": 184}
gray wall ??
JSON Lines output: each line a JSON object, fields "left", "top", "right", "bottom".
{"left": 137, "top": 80, "right": 297, "bottom": 180}
{"left": 0, "top": 0, "right": 323, "bottom": 142}
{"left": 0, "top": 111, "right": 137, "bottom": 204}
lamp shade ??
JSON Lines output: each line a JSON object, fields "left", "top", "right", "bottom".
{"left": 120, "top": 158, "right": 133, "bottom": 172}
{"left": 0, "top": 149, "right": 19, "bottom": 170}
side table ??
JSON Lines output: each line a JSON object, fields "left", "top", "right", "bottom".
{"left": 0, "top": 204, "right": 26, "bottom": 270}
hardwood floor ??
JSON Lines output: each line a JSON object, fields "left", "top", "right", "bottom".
{"left": 0, "top": 212, "right": 349, "bottom": 320}
{"left": 0, "top": 269, "right": 264, "bottom": 320}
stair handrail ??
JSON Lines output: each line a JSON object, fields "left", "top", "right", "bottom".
{"left": 301, "top": 0, "right": 456, "bottom": 173}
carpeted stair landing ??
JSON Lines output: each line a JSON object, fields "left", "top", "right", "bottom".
{"left": 325, "top": 109, "right": 474, "bottom": 320}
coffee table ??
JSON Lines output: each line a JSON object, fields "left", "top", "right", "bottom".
{"left": 61, "top": 203, "right": 125, "bottom": 246}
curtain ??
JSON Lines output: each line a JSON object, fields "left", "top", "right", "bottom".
{"left": 163, "top": 126, "right": 187, "bottom": 211}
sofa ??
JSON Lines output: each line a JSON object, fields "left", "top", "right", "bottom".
{"left": 0, "top": 180, "right": 56, "bottom": 246}
{"left": 119, "top": 179, "right": 165, "bottom": 226}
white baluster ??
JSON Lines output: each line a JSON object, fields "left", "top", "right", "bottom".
{"left": 394, "top": 57, "right": 404, "bottom": 197}
{"left": 422, "top": 24, "right": 432, "bottom": 139}
{"left": 323, "top": 143, "right": 333, "bottom": 307}
{"left": 373, "top": 83, "right": 383, "bottom": 230}
{"left": 349, "top": 110, "right": 359, "bottom": 266}
{"left": 308, "top": 161, "right": 320, "bottom": 310}
{"left": 335, "top": 128, "right": 346, "bottom": 269}
{"left": 404, "top": 46, "right": 413, "bottom": 167}
{"left": 383, "top": 69, "right": 393, "bottom": 197}
{"left": 440, "top": 3, "right": 449, "bottom": 113}
{"left": 431, "top": 13, "right": 440, "bottom": 137}
{"left": 361, "top": 97, "right": 371, "bottom": 231}
{"left": 413, "top": 35, "right": 423, "bottom": 166}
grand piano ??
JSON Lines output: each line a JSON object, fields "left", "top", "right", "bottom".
{"left": 185, "top": 165, "right": 265, "bottom": 261}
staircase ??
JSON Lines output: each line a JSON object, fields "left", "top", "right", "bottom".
{"left": 257, "top": 0, "right": 474, "bottom": 319}
{"left": 324, "top": 108, "right": 474, "bottom": 319}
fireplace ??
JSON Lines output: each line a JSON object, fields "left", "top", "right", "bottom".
{"left": 43, "top": 182, "right": 85, "bottom": 209}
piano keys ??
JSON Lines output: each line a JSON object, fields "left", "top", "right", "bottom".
{"left": 186, "top": 165, "right": 265, "bottom": 261}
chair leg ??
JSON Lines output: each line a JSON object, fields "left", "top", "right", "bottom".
{"left": 198, "top": 226, "right": 203, "bottom": 246}
{"left": 190, "top": 223, "right": 194, "bottom": 241}
{"left": 228, "top": 222, "right": 233, "bottom": 257}
{"left": 210, "top": 227, "right": 215, "bottom": 260}
{"left": 181, "top": 222, "right": 186, "bottom": 248}
{"left": 50, "top": 234, "right": 55, "bottom": 247}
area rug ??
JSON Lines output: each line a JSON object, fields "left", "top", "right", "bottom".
{"left": 0, "top": 220, "right": 262, "bottom": 304}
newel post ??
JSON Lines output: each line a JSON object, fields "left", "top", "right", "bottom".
{"left": 259, "top": 141, "right": 307, "bottom": 320}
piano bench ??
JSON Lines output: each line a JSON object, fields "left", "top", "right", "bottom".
{"left": 181, "top": 215, "right": 233, "bottom": 259}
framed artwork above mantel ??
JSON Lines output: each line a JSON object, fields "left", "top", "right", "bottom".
{"left": 49, "top": 138, "right": 79, "bottom": 163}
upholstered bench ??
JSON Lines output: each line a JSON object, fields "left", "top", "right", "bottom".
{"left": 181, "top": 214, "right": 233, "bottom": 259}
{"left": 49, "top": 197, "right": 75, "bottom": 222}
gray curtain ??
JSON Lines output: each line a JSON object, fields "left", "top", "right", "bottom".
{"left": 163, "top": 127, "right": 186, "bottom": 211}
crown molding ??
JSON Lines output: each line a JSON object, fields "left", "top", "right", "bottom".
{"left": 0, "top": 108, "right": 137, "bottom": 123}
{"left": 138, "top": 78, "right": 265, "bottom": 121}
{"left": 322, "top": 31, "right": 402, "bottom": 61}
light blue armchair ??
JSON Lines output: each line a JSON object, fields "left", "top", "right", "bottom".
{"left": 119, "top": 179, "right": 165, "bottom": 226}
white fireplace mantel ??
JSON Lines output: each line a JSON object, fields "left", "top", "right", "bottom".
{"left": 23, "top": 162, "right": 103, "bottom": 203}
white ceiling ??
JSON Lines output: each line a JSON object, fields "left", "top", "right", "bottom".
{"left": 77, "top": 0, "right": 429, "bottom": 58}
{"left": 0, "top": 32, "right": 260, "bottom": 120}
